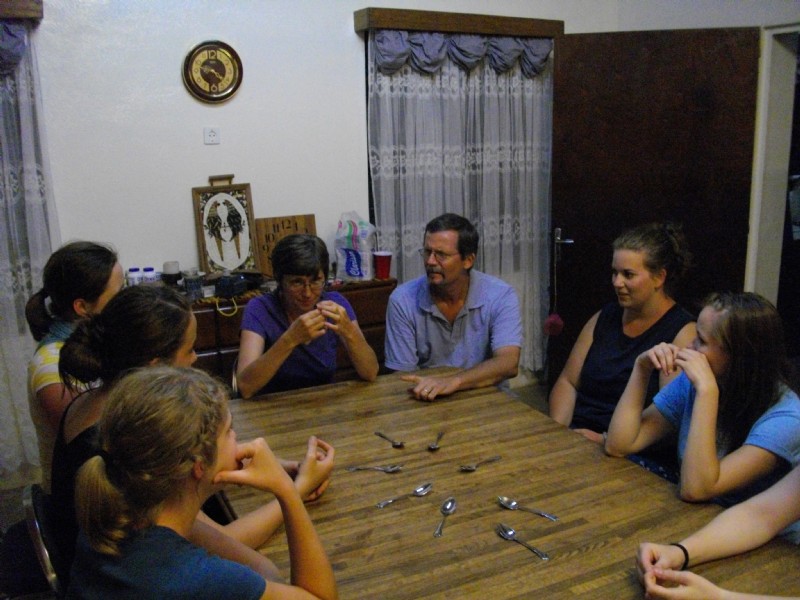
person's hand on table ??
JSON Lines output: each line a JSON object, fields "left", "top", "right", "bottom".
{"left": 574, "top": 428, "right": 604, "bottom": 444}
{"left": 643, "top": 568, "right": 725, "bottom": 600}
{"left": 636, "top": 542, "right": 688, "bottom": 583}
{"left": 294, "top": 436, "right": 335, "bottom": 502}
{"left": 401, "top": 373, "right": 461, "bottom": 401}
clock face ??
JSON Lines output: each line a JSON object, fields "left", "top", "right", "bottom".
{"left": 183, "top": 41, "right": 242, "bottom": 103}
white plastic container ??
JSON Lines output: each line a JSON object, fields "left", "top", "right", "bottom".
{"left": 142, "top": 267, "right": 158, "bottom": 283}
{"left": 126, "top": 267, "right": 142, "bottom": 286}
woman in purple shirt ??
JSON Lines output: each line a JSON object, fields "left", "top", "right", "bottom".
{"left": 237, "top": 234, "right": 378, "bottom": 398}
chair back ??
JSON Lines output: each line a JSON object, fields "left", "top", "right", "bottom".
{"left": 23, "top": 484, "right": 64, "bottom": 597}
{"left": 230, "top": 356, "right": 240, "bottom": 398}
{"left": 201, "top": 491, "right": 238, "bottom": 525}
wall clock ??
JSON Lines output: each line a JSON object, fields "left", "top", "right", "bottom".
{"left": 183, "top": 40, "right": 243, "bottom": 103}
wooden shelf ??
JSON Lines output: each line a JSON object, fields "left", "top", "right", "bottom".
{"left": 353, "top": 7, "right": 563, "bottom": 37}
{"left": 0, "top": 0, "right": 42, "bottom": 20}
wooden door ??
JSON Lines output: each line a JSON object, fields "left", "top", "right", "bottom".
{"left": 547, "top": 28, "right": 760, "bottom": 384}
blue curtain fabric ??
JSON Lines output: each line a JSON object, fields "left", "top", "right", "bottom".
{"left": 373, "top": 30, "right": 552, "bottom": 77}
{"left": 0, "top": 22, "right": 27, "bottom": 75}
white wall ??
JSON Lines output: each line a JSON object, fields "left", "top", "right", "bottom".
{"left": 35, "top": 0, "right": 800, "bottom": 273}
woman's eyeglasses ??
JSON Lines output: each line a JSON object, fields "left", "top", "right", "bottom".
{"left": 285, "top": 277, "right": 326, "bottom": 293}
{"left": 418, "top": 248, "right": 460, "bottom": 263}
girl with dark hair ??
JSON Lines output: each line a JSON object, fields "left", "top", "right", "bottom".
{"left": 26, "top": 241, "right": 123, "bottom": 491}
{"left": 606, "top": 292, "right": 800, "bottom": 519}
{"left": 67, "top": 367, "right": 337, "bottom": 600}
{"left": 549, "top": 223, "right": 697, "bottom": 443}
{"left": 237, "top": 234, "right": 378, "bottom": 398}
{"left": 53, "top": 285, "right": 334, "bottom": 586}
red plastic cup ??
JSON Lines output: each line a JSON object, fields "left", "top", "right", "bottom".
{"left": 373, "top": 251, "right": 392, "bottom": 279}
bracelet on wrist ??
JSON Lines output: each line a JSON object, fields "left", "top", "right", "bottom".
{"left": 670, "top": 542, "right": 690, "bottom": 570}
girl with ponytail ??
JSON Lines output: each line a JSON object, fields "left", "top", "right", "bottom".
{"left": 52, "top": 285, "right": 334, "bottom": 587}
{"left": 549, "top": 222, "right": 697, "bottom": 451}
{"left": 26, "top": 241, "right": 122, "bottom": 491}
{"left": 68, "top": 367, "right": 337, "bottom": 600}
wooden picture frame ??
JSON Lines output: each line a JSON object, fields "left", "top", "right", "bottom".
{"left": 191, "top": 176, "right": 261, "bottom": 274}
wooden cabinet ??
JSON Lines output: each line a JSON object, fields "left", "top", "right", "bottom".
{"left": 192, "top": 278, "right": 398, "bottom": 383}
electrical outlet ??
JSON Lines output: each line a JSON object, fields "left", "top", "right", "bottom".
{"left": 203, "top": 127, "right": 220, "bottom": 145}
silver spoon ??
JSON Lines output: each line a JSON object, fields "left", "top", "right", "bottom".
{"left": 427, "top": 431, "right": 445, "bottom": 452}
{"left": 459, "top": 455, "right": 501, "bottom": 472}
{"left": 376, "top": 482, "right": 433, "bottom": 508}
{"left": 497, "top": 496, "right": 559, "bottom": 522}
{"left": 433, "top": 496, "right": 457, "bottom": 537}
{"left": 374, "top": 431, "right": 405, "bottom": 448}
{"left": 495, "top": 523, "right": 549, "bottom": 561}
{"left": 345, "top": 464, "right": 403, "bottom": 473}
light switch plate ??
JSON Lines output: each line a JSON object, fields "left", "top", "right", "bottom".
{"left": 204, "top": 127, "right": 220, "bottom": 145}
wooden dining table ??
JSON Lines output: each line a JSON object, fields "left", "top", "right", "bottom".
{"left": 225, "top": 370, "right": 800, "bottom": 599}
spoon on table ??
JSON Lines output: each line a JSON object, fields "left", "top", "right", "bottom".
{"left": 459, "top": 455, "right": 501, "bottom": 472}
{"left": 427, "top": 431, "right": 445, "bottom": 452}
{"left": 433, "top": 496, "right": 457, "bottom": 537}
{"left": 376, "top": 482, "right": 433, "bottom": 508}
{"left": 374, "top": 431, "right": 405, "bottom": 448}
{"left": 497, "top": 496, "right": 559, "bottom": 522}
{"left": 495, "top": 523, "right": 549, "bottom": 561}
{"left": 345, "top": 464, "right": 404, "bottom": 473}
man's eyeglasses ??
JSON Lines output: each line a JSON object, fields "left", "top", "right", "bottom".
{"left": 418, "top": 248, "right": 460, "bottom": 263}
{"left": 284, "top": 277, "right": 326, "bottom": 293}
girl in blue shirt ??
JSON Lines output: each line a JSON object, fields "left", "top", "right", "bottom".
{"left": 606, "top": 292, "right": 800, "bottom": 505}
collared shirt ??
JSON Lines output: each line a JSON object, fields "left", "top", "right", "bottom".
{"left": 384, "top": 270, "right": 522, "bottom": 373}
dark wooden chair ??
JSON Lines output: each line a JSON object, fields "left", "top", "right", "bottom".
{"left": 22, "top": 484, "right": 63, "bottom": 598}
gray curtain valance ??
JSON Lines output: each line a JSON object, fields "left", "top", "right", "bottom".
{"left": 0, "top": 21, "right": 27, "bottom": 76}
{"left": 373, "top": 30, "right": 552, "bottom": 78}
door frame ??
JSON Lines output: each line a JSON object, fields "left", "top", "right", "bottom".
{"left": 746, "top": 24, "right": 799, "bottom": 301}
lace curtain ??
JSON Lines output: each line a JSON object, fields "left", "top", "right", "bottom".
{"left": 367, "top": 30, "right": 553, "bottom": 372}
{"left": 0, "top": 22, "right": 59, "bottom": 489}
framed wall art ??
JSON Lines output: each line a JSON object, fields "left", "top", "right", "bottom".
{"left": 192, "top": 174, "right": 262, "bottom": 274}
{"left": 255, "top": 214, "right": 316, "bottom": 278}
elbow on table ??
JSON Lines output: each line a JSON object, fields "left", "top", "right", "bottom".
{"left": 677, "top": 485, "right": 715, "bottom": 503}
{"left": 603, "top": 442, "right": 627, "bottom": 458}
{"left": 360, "top": 365, "right": 379, "bottom": 382}
{"left": 494, "top": 347, "right": 520, "bottom": 382}
{"left": 239, "top": 386, "right": 257, "bottom": 400}
{"left": 498, "top": 355, "right": 519, "bottom": 381}
{"left": 236, "top": 376, "right": 259, "bottom": 400}
{"left": 503, "top": 364, "right": 519, "bottom": 381}
{"left": 602, "top": 434, "right": 633, "bottom": 458}
{"left": 677, "top": 477, "right": 720, "bottom": 502}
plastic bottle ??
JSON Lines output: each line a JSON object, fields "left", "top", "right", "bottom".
{"left": 126, "top": 267, "right": 142, "bottom": 287}
{"left": 142, "top": 267, "right": 158, "bottom": 283}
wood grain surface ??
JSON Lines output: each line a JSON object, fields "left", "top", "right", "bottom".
{"left": 226, "top": 370, "right": 800, "bottom": 599}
